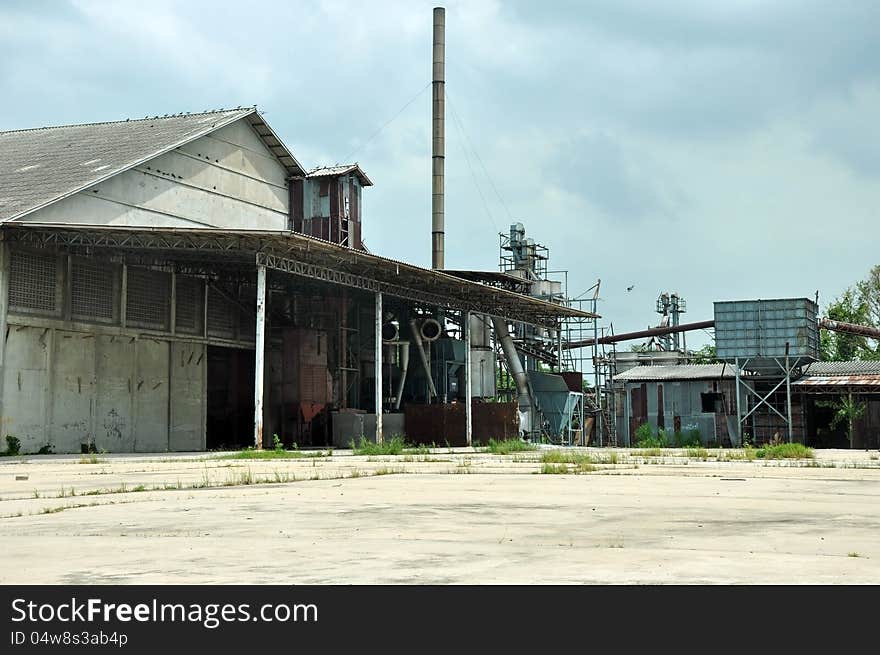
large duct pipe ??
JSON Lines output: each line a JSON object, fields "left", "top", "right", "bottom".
{"left": 431, "top": 6, "right": 445, "bottom": 269}
{"left": 564, "top": 319, "right": 716, "bottom": 349}
{"left": 419, "top": 317, "right": 442, "bottom": 342}
{"left": 819, "top": 318, "right": 880, "bottom": 340}
{"left": 492, "top": 317, "right": 531, "bottom": 413}
{"left": 394, "top": 342, "right": 411, "bottom": 410}
{"left": 410, "top": 318, "right": 438, "bottom": 398}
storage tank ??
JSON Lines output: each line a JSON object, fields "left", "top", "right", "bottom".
{"left": 714, "top": 298, "right": 818, "bottom": 373}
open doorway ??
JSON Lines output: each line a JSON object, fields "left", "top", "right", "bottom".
{"left": 206, "top": 346, "right": 255, "bottom": 450}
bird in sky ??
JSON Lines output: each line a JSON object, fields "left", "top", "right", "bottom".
{"left": 626, "top": 285, "right": 635, "bottom": 292}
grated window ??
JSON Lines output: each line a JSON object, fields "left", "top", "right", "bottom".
{"left": 126, "top": 268, "right": 170, "bottom": 330}
{"left": 175, "top": 276, "right": 203, "bottom": 334}
{"left": 8, "top": 250, "right": 59, "bottom": 315}
{"left": 71, "top": 257, "right": 117, "bottom": 322}
{"left": 237, "top": 284, "right": 256, "bottom": 341}
{"left": 207, "top": 286, "right": 236, "bottom": 340}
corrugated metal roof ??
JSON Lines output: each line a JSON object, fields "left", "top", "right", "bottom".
{"left": 0, "top": 108, "right": 306, "bottom": 222}
{"left": 792, "top": 376, "right": 880, "bottom": 388}
{"left": 614, "top": 364, "right": 738, "bottom": 381}
{"left": 306, "top": 164, "right": 373, "bottom": 186}
{"left": 801, "top": 360, "right": 880, "bottom": 376}
{"left": 792, "top": 360, "right": 880, "bottom": 388}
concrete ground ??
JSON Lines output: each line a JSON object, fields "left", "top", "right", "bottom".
{"left": 1, "top": 447, "right": 879, "bottom": 584}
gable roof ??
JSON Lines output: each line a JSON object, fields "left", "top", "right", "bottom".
{"left": 0, "top": 107, "right": 306, "bottom": 223}
{"left": 306, "top": 164, "right": 373, "bottom": 186}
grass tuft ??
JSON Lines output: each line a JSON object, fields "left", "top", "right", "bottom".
{"left": 756, "top": 443, "right": 814, "bottom": 460}
{"left": 350, "top": 436, "right": 407, "bottom": 456}
{"left": 485, "top": 438, "right": 537, "bottom": 455}
{"left": 540, "top": 463, "right": 569, "bottom": 474}
{"left": 218, "top": 448, "right": 326, "bottom": 460}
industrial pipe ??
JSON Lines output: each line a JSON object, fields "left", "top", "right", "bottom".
{"left": 394, "top": 341, "right": 411, "bottom": 410}
{"left": 409, "top": 318, "right": 438, "bottom": 398}
{"left": 420, "top": 317, "right": 442, "bottom": 342}
{"left": 431, "top": 6, "right": 445, "bottom": 269}
{"left": 564, "top": 319, "right": 716, "bottom": 349}
{"left": 819, "top": 318, "right": 880, "bottom": 340}
{"left": 492, "top": 317, "right": 532, "bottom": 414}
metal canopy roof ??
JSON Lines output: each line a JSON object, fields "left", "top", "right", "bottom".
{"left": 1, "top": 224, "right": 597, "bottom": 327}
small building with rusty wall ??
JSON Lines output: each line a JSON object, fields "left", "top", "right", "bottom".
{"left": 0, "top": 109, "right": 590, "bottom": 452}
{"left": 613, "top": 364, "right": 744, "bottom": 447}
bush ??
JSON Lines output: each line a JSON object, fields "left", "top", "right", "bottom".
{"left": 37, "top": 443, "right": 54, "bottom": 455}
{"left": 350, "top": 435, "right": 407, "bottom": 456}
{"left": 673, "top": 429, "right": 702, "bottom": 448}
{"left": 756, "top": 443, "right": 814, "bottom": 460}
{"left": 634, "top": 424, "right": 668, "bottom": 448}
{"left": 5, "top": 435, "right": 21, "bottom": 455}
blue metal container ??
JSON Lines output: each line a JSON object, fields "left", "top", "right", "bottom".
{"left": 714, "top": 298, "right": 818, "bottom": 372}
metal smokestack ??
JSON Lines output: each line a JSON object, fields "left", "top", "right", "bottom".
{"left": 431, "top": 6, "right": 445, "bottom": 269}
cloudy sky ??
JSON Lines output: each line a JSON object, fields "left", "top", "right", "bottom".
{"left": 2, "top": 0, "right": 879, "bottom": 354}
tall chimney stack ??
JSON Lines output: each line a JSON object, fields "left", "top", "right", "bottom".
{"left": 431, "top": 6, "right": 445, "bottom": 270}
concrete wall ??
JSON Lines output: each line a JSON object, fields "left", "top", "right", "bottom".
{"left": 17, "top": 118, "right": 289, "bottom": 231}
{"left": 1, "top": 323, "right": 206, "bottom": 453}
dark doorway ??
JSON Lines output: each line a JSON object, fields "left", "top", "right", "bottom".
{"left": 206, "top": 346, "right": 255, "bottom": 450}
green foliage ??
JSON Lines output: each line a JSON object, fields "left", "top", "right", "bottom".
{"left": 5, "top": 435, "right": 21, "bottom": 455}
{"left": 633, "top": 423, "right": 701, "bottom": 448}
{"left": 540, "top": 463, "right": 570, "bottom": 474}
{"left": 37, "top": 443, "right": 54, "bottom": 455}
{"left": 350, "top": 435, "right": 407, "bottom": 456}
{"left": 691, "top": 344, "right": 717, "bottom": 364}
{"left": 485, "top": 438, "right": 538, "bottom": 454}
{"left": 272, "top": 434, "right": 283, "bottom": 451}
{"left": 541, "top": 450, "right": 593, "bottom": 466}
{"left": 818, "top": 396, "right": 867, "bottom": 446}
{"left": 755, "top": 443, "right": 814, "bottom": 459}
{"left": 821, "top": 286, "right": 880, "bottom": 361}
{"left": 220, "top": 448, "right": 325, "bottom": 460}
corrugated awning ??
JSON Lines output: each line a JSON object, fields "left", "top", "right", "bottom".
{"left": 0, "top": 223, "right": 598, "bottom": 328}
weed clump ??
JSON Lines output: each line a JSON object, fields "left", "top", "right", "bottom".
{"left": 485, "top": 438, "right": 537, "bottom": 455}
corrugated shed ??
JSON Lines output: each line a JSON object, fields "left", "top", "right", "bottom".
{"left": 614, "top": 364, "right": 738, "bottom": 382}
{"left": 0, "top": 107, "right": 305, "bottom": 222}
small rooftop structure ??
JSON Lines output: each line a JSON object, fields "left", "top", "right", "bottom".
{"left": 306, "top": 164, "right": 372, "bottom": 186}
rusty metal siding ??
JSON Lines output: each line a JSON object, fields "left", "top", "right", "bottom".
{"left": 404, "top": 402, "right": 518, "bottom": 446}
{"left": 291, "top": 178, "right": 304, "bottom": 232}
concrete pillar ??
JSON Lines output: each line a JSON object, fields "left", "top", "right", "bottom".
{"left": 375, "top": 292, "right": 383, "bottom": 444}
{"left": 0, "top": 242, "right": 9, "bottom": 429}
{"left": 254, "top": 265, "right": 267, "bottom": 449}
{"left": 465, "top": 311, "right": 472, "bottom": 447}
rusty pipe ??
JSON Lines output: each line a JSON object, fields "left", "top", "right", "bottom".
{"left": 564, "top": 319, "right": 716, "bottom": 349}
{"left": 819, "top": 318, "right": 880, "bottom": 340}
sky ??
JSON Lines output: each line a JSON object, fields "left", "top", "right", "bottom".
{"left": 1, "top": 0, "right": 879, "bottom": 356}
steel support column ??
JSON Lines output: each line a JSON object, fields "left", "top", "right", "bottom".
{"left": 253, "top": 264, "right": 267, "bottom": 449}
{"left": 375, "top": 291, "right": 383, "bottom": 444}
{"left": 465, "top": 311, "right": 472, "bottom": 447}
{"left": 785, "top": 352, "right": 793, "bottom": 443}
{"left": 735, "top": 357, "right": 743, "bottom": 445}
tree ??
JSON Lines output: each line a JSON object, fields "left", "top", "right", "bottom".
{"left": 819, "top": 395, "right": 866, "bottom": 448}
{"left": 820, "top": 287, "right": 877, "bottom": 361}
{"left": 691, "top": 343, "right": 717, "bottom": 364}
